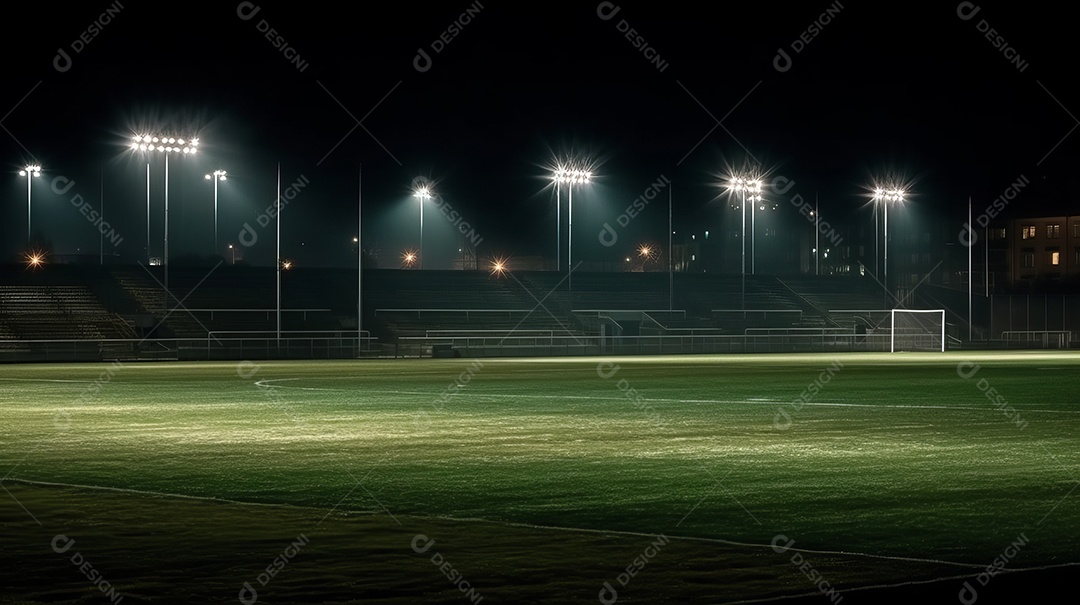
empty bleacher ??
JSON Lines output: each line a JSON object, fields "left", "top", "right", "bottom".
{"left": 0, "top": 284, "right": 135, "bottom": 341}
{"left": 0, "top": 261, "right": 914, "bottom": 359}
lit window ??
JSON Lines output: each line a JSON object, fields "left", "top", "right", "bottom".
{"left": 1048, "top": 224, "right": 1061, "bottom": 239}
{"left": 1022, "top": 225, "right": 1036, "bottom": 240}
{"left": 1051, "top": 251, "right": 1060, "bottom": 266}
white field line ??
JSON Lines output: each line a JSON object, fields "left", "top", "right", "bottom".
{"left": 6, "top": 477, "right": 1063, "bottom": 574}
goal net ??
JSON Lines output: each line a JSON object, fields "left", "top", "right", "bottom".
{"left": 890, "top": 309, "right": 945, "bottom": 352}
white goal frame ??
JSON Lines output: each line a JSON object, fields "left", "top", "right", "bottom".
{"left": 890, "top": 309, "right": 946, "bottom": 352}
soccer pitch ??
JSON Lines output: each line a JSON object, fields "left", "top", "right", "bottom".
{"left": 1, "top": 351, "right": 1078, "bottom": 603}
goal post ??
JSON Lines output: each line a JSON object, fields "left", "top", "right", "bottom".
{"left": 890, "top": 309, "right": 946, "bottom": 352}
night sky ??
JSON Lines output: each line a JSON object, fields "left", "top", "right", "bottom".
{"left": 2, "top": 1, "right": 1075, "bottom": 268}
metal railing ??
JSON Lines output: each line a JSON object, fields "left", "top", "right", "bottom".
{"left": 0, "top": 335, "right": 381, "bottom": 363}
{"left": 1001, "top": 330, "right": 1072, "bottom": 348}
{"left": 394, "top": 332, "right": 900, "bottom": 358}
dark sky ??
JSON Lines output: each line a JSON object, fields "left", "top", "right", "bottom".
{"left": 2, "top": 1, "right": 1076, "bottom": 268}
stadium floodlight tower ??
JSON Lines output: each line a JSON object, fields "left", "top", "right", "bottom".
{"left": 872, "top": 186, "right": 906, "bottom": 302}
{"left": 726, "top": 175, "right": 763, "bottom": 275}
{"left": 726, "top": 174, "right": 762, "bottom": 312}
{"left": 747, "top": 193, "right": 761, "bottom": 274}
{"left": 413, "top": 184, "right": 432, "bottom": 269}
{"left": 551, "top": 166, "right": 592, "bottom": 309}
{"left": 551, "top": 167, "right": 592, "bottom": 271}
{"left": 18, "top": 164, "right": 42, "bottom": 244}
{"left": 204, "top": 170, "right": 227, "bottom": 253}
{"left": 130, "top": 134, "right": 199, "bottom": 303}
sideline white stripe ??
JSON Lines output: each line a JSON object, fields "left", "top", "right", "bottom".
{"left": 5, "top": 477, "right": 989, "bottom": 569}
{"left": 8, "top": 476, "right": 1080, "bottom": 595}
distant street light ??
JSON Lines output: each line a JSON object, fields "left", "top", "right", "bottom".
{"left": 413, "top": 185, "right": 432, "bottom": 269}
{"left": 18, "top": 164, "right": 42, "bottom": 244}
{"left": 635, "top": 244, "right": 660, "bottom": 272}
{"left": 204, "top": 169, "right": 227, "bottom": 253}
{"left": 228, "top": 243, "right": 236, "bottom": 265}
{"left": 24, "top": 250, "right": 44, "bottom": 269}
{"left": 489, "top": 256, "right": 508, "bottom": 277}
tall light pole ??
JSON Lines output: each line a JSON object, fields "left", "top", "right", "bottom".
{"left": 414, "top": 185, "right": 432, "bottom": 270}
{"left": 99, "top": 166, "right": 104, "bottom": 266}
{"left": 814, "top": 193, "right": 820, "bottom": 275}
{"left": 18, "top": 164, "right": 42, "bottom": 244}
{"left": 748, "top": 193, "right": 765, "bottom": 274}
{"left": 146, "top": 162, "right": 151, "bottom": 263}
{"left": 204, "top": 169, "right": 226, "bottom": 254}
{"left": 552, "top": 167, "right": 591, "bottom": 308}
{"left": 555, "top": 178, "right": 561, "bottom": 271}
{"left": 753, "top": 195, "right": 778, "bottom": 275}
{"left": 276, "top": 164, "right": 282, "bottom": 342}
{"left": 130, "top": 134, "right": 199, "bottom": 305}
{"left": 362, "top": 163, "right": 367, "bottom": 356}
{"left": 872, "top": 186, "right": 906, "bottom": 306}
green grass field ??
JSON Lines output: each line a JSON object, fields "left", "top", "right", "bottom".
{"left": 2, "top": 351, "right": 1078, "bottom": 603}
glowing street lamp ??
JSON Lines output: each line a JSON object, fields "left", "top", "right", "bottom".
{"left": 402, "top": 249, "right": 418, "bottom": 269}
{"left": 489, "top": 256, "right": 508, "bottom": 277}
{"left": 634, "top": 244, "right": 657, "bottom": 272}
{"left": 24, "top": 250, "right": 45, "bottom": 269}
{"left": 413, "top": 185, "right": 432, "bottom": 269}
{"left": 228, "top": 243, "right": 236, "bottom": 265}
{"left": 204, "top": 169, "right": 227, "bottom": 253}
{"left": 18, "top": 164, "right": 42, "bottom": 244}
